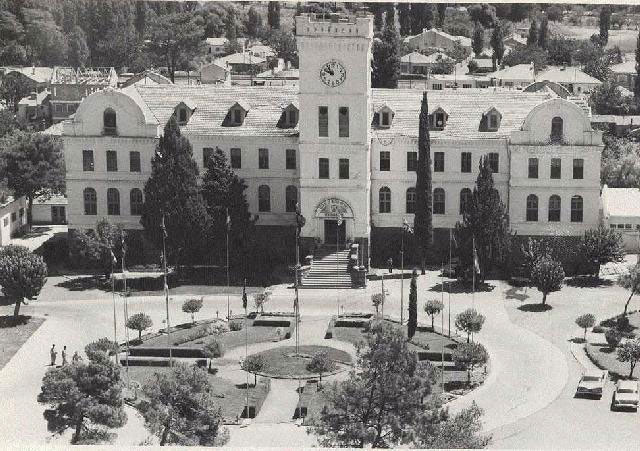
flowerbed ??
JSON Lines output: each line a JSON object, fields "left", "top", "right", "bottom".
{"left": 248, "top": 345, "right": 351, "bottom": 378}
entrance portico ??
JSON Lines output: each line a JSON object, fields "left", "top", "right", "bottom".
{"left": 313, "top": 198, "right": 354, "bottom": 245}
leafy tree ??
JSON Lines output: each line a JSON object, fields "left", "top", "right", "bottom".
{"left": 581, "top": 225, "right": 625, "bottom": 278}
{"left": 0, "top": 109, "right": 21, "bottom": 139}
{"left": 253, "top": 290, "right": 271, "bottom": 314}
{"left": 68, "top": 218, "right": 122, "bottom": 277}
{"left": 309, "top": 323, "right": 434, "bottom": 447}
{"left": 618, "top": 264, "right": 640, "bottom": 316}
{"left": 84, "top": 337, "right": 119, "bottom": 361}
{"left": 410, "top": 3, "right": 433, "bottom": 35}
{"left": 412, "top": 402, "right": 490, "bottom": 448}
{"left": 267, "top": 1, "right": 281, "bottom": 30}
{"left": 244, "top": 6, "right": 263, "bottom": 40}
{"left": 67, "top": 25, "right": 89, "bottom": 68}
{"left": 471, "top": 23, "right": 484, "bottom": 56}
{"left": 140, "top": 117, "right": 211, "bottom": 266}
{"left": 307, "top": 351, "right": 337, "bottom": 384}
{"left": 0, "top": 72, "right": 32, "bottom": 112}
{"left": 265, "top": 29, "right": 299, "bottom": 67}
{"left": 575, "top": 314, "right": 596, "bottom": 341}
{"left": 452, "top": 342, "right": 488, "bottom": 387}
{"left": 146, "top": 12, "right": 205, "bottom": 83}
{"left": 590, "top": 82, "right": 636, "bottom": 115}
{"left": 384, "top": 3, "right": 396, "bottom": 29}
{"left": 424, "top": 299, "right": 444, "bottom": 331}
{"left": 241, "top": 354, "right": 267, "bottom": 386}
{"left": 599, "top": 6, "right": 611, "bottom": 46}
{"left": 455, "top": 308, "right": 485, "bottom": 343}
{"left": 538, "top": 16, "right": 548, "bottom": 50}
{"left": 398, "top": 3, "right": 411, "bottom": 36}
{"left": 126, "top": 312, "right": 153, "bottom": 341}
{"left": 527, "top": 20, "right": 537, "bottom": 46}
{"left": 502, "top": 45, "right": 548, "bottom": 70}
{"left": 468, "top": 4, "right": 496, "bottom": 28}
{"left": 490, "top": 21, "right": 505, "bottom": 69}
{"left": 202, "top": 338, "right": 224, "bottom": 371}
{"left": 372, "top": 23, "right": 401, "bottom": 88}
{"left": 546, "top": 6, "right": 564, "bottom": 22}
{"left": 142, "top": 364, "right": 228, "bottom": 446}
{"left": 601, "top": 137, "right": 640, "bottom": 188}
{"left": 38, "top": 339, "right": 127, "bottom": 444}
{"left": 583, "top": 56, "right": 611, "bottom": 82}
{"left": 635, "top": 30, "right": 640, "bottom": 100}
{"left": 521, "top": 237, "right": 554, "bottom": 276}
{"left": 606, "top": 328, "right": 622, "bottom": 349}
{"left": 224, "top": 6, "right": 237, "bottom": 43}
{"left": 408, "top": 269, "right": 418, "bottom": 340}
{"left": 617, "top": 339, "right": 640, "bottom": 378}
{"left": 182, "top": 298, "right": 204, "bottom": 324}
{"left": 23, "top": 7, "right": 67, "bottom": 66}
{"left": 414, "top": 92, "right": 433, "bottom": 274}
{"left": 371, "top": 293, "right": 383, "bottom": 317}
{"left": 436, "top": 3, "right": 447, "bottom": 28}
{"left": 0, "top": 245, "right": 47, "bottom": 320}
{"left": 530, "top": 255, "right": 564, "bottom": 306}
{"left": 446, "top": 41, "right": 471, "bottom": 63}
{"left": 0, "top": 130, "right": 65, "bottom": 228}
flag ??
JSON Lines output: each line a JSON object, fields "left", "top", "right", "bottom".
{"left": 403, "top": 218, "right": 414, "bottom": 234}
{"left": 226, "top": 208, "right": 231, "bottom": 232}
{"left": 160, "top": 215, "right": 168, "bottom": 238}
{"left": 473, "top": 237, "right": 480, "bottom": 273}
{"left": 450, "top": 229, "right": 457, "bottom": 248}
{"left": 242, "top": 279, "right": 247, "bottom": 310}
{"left": 110, "top": 249, "right": 117, "bottom": 266}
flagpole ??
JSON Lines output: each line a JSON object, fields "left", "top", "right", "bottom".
{"left": 381, "top": 272, "right": 385, "bottom": 319}
{"left": 472, "top": 235, "right": 476, "bottom": 310}
{"left": 161, "top": 214, "right": 172, "bottom": 367}
{"left": 441, "top": 261, "right": 445, "bottom": 392}
{"left": 244, "top": 278, "right": 249, "bottom": 420}
{"left": 111, "top": 254, "right": 117, "bottom": 365}
{"left": 121, "top": 230, "right": 129, "bottom": 387}
{"left": 448, "top": 229, "right": 452, "bottom": 338}
{"left": 226, "top": 208, "right": 230, "bottom": 322}
{"left": 400, "top": 226, "right": 404, "bottom": 325}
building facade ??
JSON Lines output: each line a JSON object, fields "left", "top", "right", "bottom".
{"left": 62, "top": 13, "right": 603, "bottom": 265}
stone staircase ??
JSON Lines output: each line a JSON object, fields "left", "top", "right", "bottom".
{"left": 300, "top": 247, "right": 353, "bottom": 289}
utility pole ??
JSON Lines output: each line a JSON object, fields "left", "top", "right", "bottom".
{"left": 161, "top": 214, "right": 172, "bottom": 367}
{"left": 226, "top": 208, "right": 231, "bottom": 322}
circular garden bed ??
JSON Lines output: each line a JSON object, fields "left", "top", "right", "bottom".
{"left": 248, "top": 345, "right": 352, "bottom": 379}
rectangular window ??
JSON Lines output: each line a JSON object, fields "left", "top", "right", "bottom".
{"left": 550, "top": 158, "right": 561, "bottom": 179}
{"left": 528, "top": 158, "right": 538, "bottom": 179}
{"left": 318, "top": 106, "right": 328, "bottom": 137}
{"left": 338, "top": 107, "right": 349, "bottom": 138}
{"left": 11, "top": 212, "right": 16, "bottom": 222}
{"left": 461, "top": 152, "right": 471, "bottom": 173}
{"left": 178, "top": 108, "right": 187, "bottom": 123}
{"left": 488, "top": 153, "right": 499, "bottom": 173}
{"left": 434, "top": 152, "right": 445, "bottom": 172}
{"left": 3, "top": 217, "right": 7, "bottom": 227}
{"left": 203, "top": 147, "right": 214, "bottom": 168}
{"left": 82, "top": 150, "right": 94, "bottom": 171}
{"left": 339, "top": 158, "right": 349, "bottom": 179}
{"left": 233, "top": 109, "right": 242, "bottom": 124}
{"left": 407, "top": 152, "right": 417, "bottom": 172}
{"left": 381, "top": 112, "right": 390, "bottom": 126}
{"left": 380, "top": 151, "right": 390, "bottom": 171}
{"left": 19, "top": 208, "right": 24, "bottom": 218}
{"left": 286, "top": 149, "right": 296, "bottom": 170}
{"left": 55, "top": 103, "right": 63, "bottom": 113}
{"left": 258, "top": 148, "right": 269, "bottom": 169}
{"left": 319, "top": 158, "right": 329, "bottom": 179}
{"left": 105, "top": 150, "right": 117, "bottom": 172}
{"left": 432, "top": 83, "right": 443, "bottom": 90}
{"left": 573, "top": 158, "right": 584, "bottom": 179}
{"left": 129, "top": 151, "right": 141, "bottom": 172}
{"left": 230, "top": 148, "right": 241, "bottom": 169}
{"left": 462, "top": 83, "right": 472, "bottom": 88}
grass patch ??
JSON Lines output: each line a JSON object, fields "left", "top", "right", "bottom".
{"left": 585, "top": 343, "right": 637, "bottom": 380}
{"left": 0, "top": 315, "right": 45, "bottom": 370}
{"left": 249, "top": 345, "right": 351, "bottom": 378}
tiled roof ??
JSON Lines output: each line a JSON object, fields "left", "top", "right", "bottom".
{"left": 536, "top": 66, "right": 602, "bottom": 85}
{"left": 4, "top": 66, "right": 53, "bottom": 84}
{"left": 401, "top": 51, "right": 452, "bottom": 64}
{"left": 216, "top": 52, "right": 266, "bottom": 66}
{"left": 472, "top": 58, "right": 494, "bottom": 69}
{"left": 488, "top": 64, "right": 535, "bottom": 81}
{"left": 591, "top": 115, "right": 640, "bottom": 126}
{"left": 610, "top": 59, "right": 635, "bottom": 74}
{"left": 602, "top": 187, "right": 640, "bottom": 218}
{"left": 206, "top": 37, "right": 228, "bottom": 46}
{"left": 18, "top": 90, "right": 50, "bottom": 106}
{"left": 42, "top": 121, "right": 64, "bottom": 136}
{"left": 256, "top": 68, "right": 299, "bottom": 79}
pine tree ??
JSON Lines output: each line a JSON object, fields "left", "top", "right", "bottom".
{"left": 245, "top": 6, "right": 263, "bottom": 39}
{"left": 140, "top": 117, "right": 211, "bottom": 265}
{"left": 472, "top": 23, "right": 484, "bottom": 56}
{"left": 599, "top": 6, "right": 611, "bottom": 46}
{"left": 372, "top": 24, "right": 401, "bottom": 88}
{"left": 398, "top": 3, "right": 411, "bottom": 36}
{"left": 225, "top": 7, "right": 237, "bottom": 42}
{"left": 408, "top": 269, "right": 418, "bottom": 340}
{"left": 527, "top": 19, "right": 538, "bottom": 46}
{"left": 538, "top": 17, "right": 549, "bottom": 50}
{"left": 490, "top": 21, "right": 505, "bottom": 69}
{"left": 373, "top": 5, "right": 384, "bottom": 32}
{"left": 414, "top": 92, "right": 433, "bottom": 274}
{"left": 267, "top": 1, "right": 281, "bottom": 30}
{"left": 635, "top": 30, "right": 640, "bottom": 100}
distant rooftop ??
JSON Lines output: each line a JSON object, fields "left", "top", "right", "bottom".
{"left": 51, "top": 67, "right": 118, "bottom": 85}
{"left": 602, "top": 186, "right": 640, "bottom": 218}
{"left": 3, "top": 66, "right": 53, "bottom": 84}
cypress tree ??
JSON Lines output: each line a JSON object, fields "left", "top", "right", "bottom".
{"left": 599, "top": 6, "right": 610, "bottom": 46}
{"left": 414, "top": 92, "right": 433, "bottom": 274}
{"left": 527, "top": 19, "right": 537, "bottom": 46}
{"left": 372, "top": 23, "right": 401, "bottom": 88}
{"left": 490, "top": 21, "right": 505, "bottom": 69}
{"left": 410, "top": 3, "right": 433, "bottom": 35}
{"left": 635, "top": 30, "right": 640, "bottom": 100}
{"left": 538, "top": 17, "right": 548, "bottom": 50}
{"left": 472, "top": 23, "right": 484, "bottom": 56}
{"left": 408, "top": 269, "right": 418, "bottom": 340}
{"left": 398, "top": 3, "right": 411, "bottom": 36}
{"left": 436, "top": 3, "right": 446, "bottom": 28}
{"left": 267, "top": 1, "right": 281, "bottom": 30}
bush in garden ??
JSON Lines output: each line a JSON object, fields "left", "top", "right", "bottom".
{"left": 606, "top": 328, "right": 622, "bottom": 349}
{"left": 575, "top": 314, "right": 596, "bottom": 341}
{"left": 229, "top": 321, "right": 243, "bottom": 331}
{"left": 182, "top": 298, "right": 204, "bottom": 324}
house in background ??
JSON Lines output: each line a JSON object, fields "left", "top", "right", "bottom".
{"left": 601, "top": 185, "right": 640, "bottom": 252}
{"left": 49, "top": 67, "right": 118, "bottom": 123}
{"left": 200, "top": 62, "right": 231, "bottom": 85}
{"left": 16, "top": 90, "right": 50, "bottom": 127}
{"left": 254, "top": 65, "right": 299, "bottom": 86}
{"left": 610, "top": 59, "right": 637, "bottom": 92}
{"left": 32, "top": 194, "right": 67, "bottom": 225}
{"left": 400, "top": 52, "right": 454, "bottom": 75}
{"left": 1, "top": 66, "right": 53, "bottom": 94}
{"left": 205, "top": 37, "right": 248, "bottom": 58}
{"left": 488, "top": 63, "right": 536, "bottom": 88}
{"left": 248, "top": 44, "right": 276, "bottom": 60}
{"left": 404, "top": 28, "right": 472, "bottom": 53}
{"left": 488, "top": 64, "right": 601, "bottom": 94}
{"left": 215, "top": 52, "right": 268, "bottom": 75}
{"left": 0, "top": 190, "right": 27, "bottom": 246}
{"left": 118, "top": 70, "right": 172, "bottom": 88}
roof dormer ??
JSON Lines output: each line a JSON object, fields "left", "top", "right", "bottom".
{"left": 481, "top": 106, "right": 502, "bottom": 132}
{"left": 174, "top": 100, "right": 196, "bottom": 125}
{"left": 373, "top": 104, "right": 395, "bottom": 129}
{"left": 278, "top": 101, "right": 299, "bottom": 128}
{"left": 223, "top": 100, "right": 250, "bottom": 127}
{"left": 429, "top": 107, "right": 448, "bottom": 130}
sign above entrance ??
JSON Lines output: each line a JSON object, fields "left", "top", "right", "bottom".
{"left": 315, "top": 198, "right": 354, "bottom": 218}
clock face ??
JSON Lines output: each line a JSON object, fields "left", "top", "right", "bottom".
{"left": 319, "top": 60, "right": 347, "bottom": 88}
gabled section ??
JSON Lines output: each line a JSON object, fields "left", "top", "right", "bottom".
{"left": 480, "top": 106, "right": 502, "bottom": 132}
{"left": 174, "top": 100, "right": 196, "bottom": 125}
{"left": 372, "top": 103, "right": 395, "bottom": 128}
{"left": 223, "top": 100, "right": 250, "bottom": 127}
{"left": 277, "top": 101, "right": 299, "bottom": 128}
{"left": 429, "top": 106, "right": 448, "bottom": 130}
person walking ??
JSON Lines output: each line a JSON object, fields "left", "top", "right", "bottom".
{"left": 61, "top": 346, "right": 68, "bottom": 366}
{"left": 50, "top": 345, "right": 57, "bottom": 366}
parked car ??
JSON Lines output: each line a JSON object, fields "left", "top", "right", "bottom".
{"left": 576, "top": 370, "right": 608, "bottom": 398}
{"left": 612, "top": 380, "right": 639, "bottom": 411}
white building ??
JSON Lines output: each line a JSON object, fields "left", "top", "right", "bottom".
{"left": 62, "top": 13, "right": 603, "bottom": 264}
{"left": 403, "top": 28, "right": 472, "bottom": 53}
{"left": 489, "top": 64, "right": 602, "bottom": 94}
{"left": 601, "top": 186, "right": 640, "bottom": 253}
{"left": 0, "top": 194, "right": 27, "bottom": 245}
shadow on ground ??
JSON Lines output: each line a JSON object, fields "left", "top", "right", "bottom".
{"left": 504, "top": 287, "right": 529, "bottom": 302}
{"left": 18, "top": 226, "right": 52, "bottom": 239}
{"left": 429, "top": 280, "right": 495, "bottom": 294}
{"left": 566, "top": 276, "right": 613, "bottom": 288}
{"left": 517, "top": 303, "right": 553, "bottom": 312}
{"left": 0, "top": 315, "right": 32, "bottom": 328}
{"left": 55, "top": 275, "right": 110, "bottom": 292}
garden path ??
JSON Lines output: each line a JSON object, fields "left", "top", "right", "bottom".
{"left": 253, "top": 379, "right": 300, "bottom": 423}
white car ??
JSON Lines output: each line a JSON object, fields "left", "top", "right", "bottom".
{"left": 612, "top": 380, "right": 639, "bottom": 411}
{"left": 576, "top": 370, "right": 608, "bottom": 399}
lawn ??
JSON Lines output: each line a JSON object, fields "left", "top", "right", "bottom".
{"left": 585, "top": 343, "right": 638, "bottom": 380}
{"left": 0, "top": 315, "right": 45, "bottom": 370}
{"left": 126, "top": 366, "right": 270, "bottom": 422}
{"left": 249, "top": 345, "right": 351, "bottom": 378}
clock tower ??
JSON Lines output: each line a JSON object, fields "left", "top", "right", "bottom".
{"left": 295, "top": 12, "right": 374, "bottom": 262}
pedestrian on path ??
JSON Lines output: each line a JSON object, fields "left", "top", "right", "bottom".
{"left": 72, "top": 351, "right": 82, "bottom": 364}
{"left": 50, "top": 344, "right": 57, "bottom": 366}
{"left": 387, "top": 257, "right": 393, "bottom": 274}
{"left": 61, "top": 346, "right": 68, "bottom": 366}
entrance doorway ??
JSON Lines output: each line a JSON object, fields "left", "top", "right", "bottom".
{"left": 324, "top": 219, "right": 346, "bottom": 245}
{"left": 51, "top": 206, "right": 66, "bottom": 224}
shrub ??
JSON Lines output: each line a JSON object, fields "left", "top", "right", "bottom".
{"left": 229, "top": 321, "right": 243, "bottom": 331}
{"left": 606, "top": 328, "right": 622, "bottom": 349}
{"left": 592, "top": 325, "right": 606, "bottom": 334}
{"left": 575, "top": 313, "right": 596, "bottom": 341}
{"left": 207, "top": 322, "right": 229, "bottom": 335}
{"left": 182, "top": 298, "right": 204, "bottom": 324}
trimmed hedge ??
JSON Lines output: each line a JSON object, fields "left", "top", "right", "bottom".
{"left": 128, "top": 347, "right": 205, "bottom": 358}
{"left": 252, "top": 319, "right": 291, "bottom": 328}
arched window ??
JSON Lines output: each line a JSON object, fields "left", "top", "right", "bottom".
{"left": 83, "top": 188, "right": 97, "bottom": 215}
{"left": 526, "top": 194, "right": 538, "bottom": 221}
{"left": 103, "top": 108, "right": 117, "bottom": 135}
{"left": 107, "top": 188, "right": 120, "bottom": 215}
{"left": 285, "top": 185, "right": 297, "bottom": 213}
{"left": 379, "top": 187, "right": 391, "bottom": 213}
{"left": 433, "top": 188, "right": 445, "bottom": 215}
{"left": 130, "top": 188, "right": 143, "bottom": 216}
{"left": 548, "top": 195, "right": 561, "bottom": 222}
{"left": 551, "top": 116, "right": 563, "bottom": 143}
{"left": 258, "top": 185, "right": 271, "bottom": 212}
{"left": 571, "top": 195, "right": 583, "bottom": 222}
{"left": 459, "top": 188, "right": 472, "bottom": 215}
{"left": 406, "top": 188, "right": 416, "bottom": 214}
